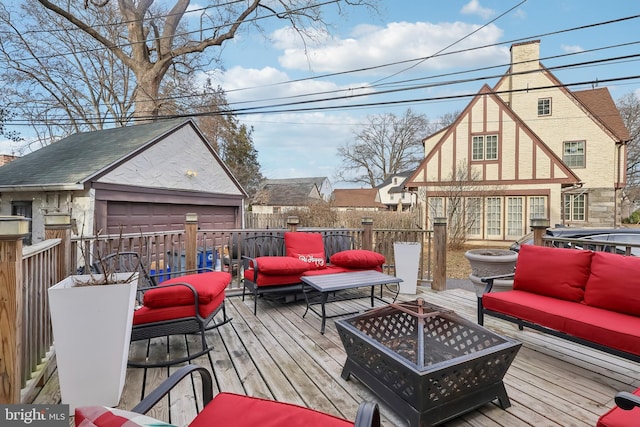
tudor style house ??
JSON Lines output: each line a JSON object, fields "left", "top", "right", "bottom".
{"left": 406, "top": 40, "right": 630, "bottom": 243}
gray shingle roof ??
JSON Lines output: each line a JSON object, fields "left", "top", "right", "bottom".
{"left": 252, "top": 177, "right": 325, "bottom": 206}
{"left": 0, "top": 118, "right": 190, "bottom": 188}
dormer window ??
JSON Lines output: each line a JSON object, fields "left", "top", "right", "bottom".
{"left": 538, "top": 98, "right": 551, "bottom": 116}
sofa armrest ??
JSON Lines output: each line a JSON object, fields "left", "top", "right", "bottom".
{"left": 131, "top": 365, "right": 213, "bottom": 414}
{"left": 615, "top": 391, "right": 640, "bottom": 410}
{"left": 480, "top": 273, "right": 516, "bottom": 293}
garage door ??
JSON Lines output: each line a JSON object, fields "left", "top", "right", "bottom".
{"left": 106, "top": 202, "right": 237, "bottom": 234}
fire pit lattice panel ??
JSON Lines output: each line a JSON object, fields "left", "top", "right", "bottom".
{"left": 336, "top": 299, "right": 521, "bottom": 427}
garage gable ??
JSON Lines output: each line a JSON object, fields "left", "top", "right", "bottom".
{"left": 96, "top": 123, "right": 243, "bottom": 196}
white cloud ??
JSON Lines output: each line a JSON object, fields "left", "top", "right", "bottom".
{"left": 460, "top": 0, "right": 495, "bottom": 20}
{"left": 273, "top": 21, "right": 505, "bottom": 75}
{"left": 561, "top": 44, "right": 584, "bottom": 54}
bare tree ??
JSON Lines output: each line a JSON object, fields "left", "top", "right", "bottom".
{"left": 422, "top": 159, "right": 503, "bottom": 248}
{"left": 336, "top": 108, "right": 429, "bottom": 187}
{"left": 618, "top": 92, "right": 640, "bottom": 187}
{"left": 0, "top": 0, "right": 377, "bottom": 146}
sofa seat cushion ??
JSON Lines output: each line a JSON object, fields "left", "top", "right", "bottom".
{"left": 189, "top": 392, "right": 353, "bottom": 427}
{"left": 75, "top": 406, "right": 175, "bottom": 427}
{"left": 584, "top": 251, "right": 640, "bottom": 316}
{"left": 243, "top": 268, "right": 303, "bottom": 287}
{"left": 285, "top": 232, "right": 326, "bottom": 270}
{"left": 330, "top": 250, "right": 385, "bottom": 269}
{"left": 513, "top": 245, "right": 592, "bottom": 302}
{"left": 248, "top": 256, "right": 310, "bottom": 275}
{"left": 143, "top": 272, "right": 230, "bottom": 308}
{"left": 597, "top": 387, "right": 640, "bottom": 427}
{"left": 483, "top": 290, "right": 640, "bottom": 357}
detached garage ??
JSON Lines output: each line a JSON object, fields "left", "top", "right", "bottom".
{"left": 0, "top": 119, "right": 246, "bottom": 243}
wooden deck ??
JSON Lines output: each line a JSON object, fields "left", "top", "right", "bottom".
{"left": 34, "top": 287, "right": 639, "bottom": 426}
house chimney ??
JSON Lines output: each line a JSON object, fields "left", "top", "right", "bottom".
{"left": 510, "top": 40, "right": 540, "bottom": 74}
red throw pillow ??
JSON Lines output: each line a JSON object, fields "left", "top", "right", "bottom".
{"left": 330, "top": 249, "right": 385, "bottom": 269}
{"left": 143, "top": 272, "right": 230, "bottom": 308}
{"left": 284, "top": 232, "right": 326, "bottom": 270}
{"left": 250, "top": 256, "right": 310, "bottom": 275}
{"left": 75, "top": 406, "right": 174, "bottom": 427}
{"left": 584, "top": 251, "right": 640, "bottom": 316}
{"left": 513, "top": 245, "right": 592, "bottom": 301}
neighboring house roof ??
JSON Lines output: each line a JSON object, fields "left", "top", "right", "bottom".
{"left": 331, "top": 188, "right": 386, "bottom": 208}
{"left": 376, "top": 171, "right": 414, "bottom": 194}
{"left": 252, "top": 177, "right": 325, "bottom": 206}
{"left": 573, "top": 88, "right": 631, "bottom": 142}
{"left": 0, "top": 118, "right": 204, "bottom": 190}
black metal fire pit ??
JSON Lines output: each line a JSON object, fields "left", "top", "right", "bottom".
{"left": 336, "top": 299, "right": 521, "bottom": 427}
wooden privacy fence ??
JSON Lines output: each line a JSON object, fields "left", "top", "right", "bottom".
{"left": 0, "top": 214, "right": 441, "bottom": 405}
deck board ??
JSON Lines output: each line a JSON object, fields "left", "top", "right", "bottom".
{"left": 35, "top": 287, "right": 639, "bottom": 426}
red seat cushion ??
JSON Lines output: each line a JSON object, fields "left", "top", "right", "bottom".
{"left": 597, "top": 387, "right": 640, "bottom": 427}
{"left": 483, "top": 290, "right": 640, "bottom": 356}
{"left": 513, "top": 245, "right": 592, "bottom": 301}
{"left": 143, "top": 272, "right": 230, "bottom": 308}
{"left": 329, "top": 250, "right": 385, "bottom": 269}
{"left": 243, "top": 268, "right": 303, "bottom": 287}
{"left": 285, "top": 232, "right": 326, "bottom": 270}
{"left": 584, "top": 251, "right": 640, "bottom": 316}
{"left": 189, "top": 392, "right": 353, "bottom": 427}
{"left": 134, "top": 290, "right": 225, "bottom": 325}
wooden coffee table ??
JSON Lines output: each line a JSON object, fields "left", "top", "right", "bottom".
{"left": 301, "top": 270, "right": 402, "bottom": 334}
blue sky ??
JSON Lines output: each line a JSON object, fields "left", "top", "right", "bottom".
{"left": 3, "top": 0, "right": 640, "bottom": 188}
{"left": 204, "top": 0, "right": 640, "bottom": 187}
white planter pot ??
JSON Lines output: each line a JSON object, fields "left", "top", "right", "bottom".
{"left": 394, "top": 242, "right": 421, "bottom": 294}
{"left": 48, "top": 273, "right": 137, "bottom": 413}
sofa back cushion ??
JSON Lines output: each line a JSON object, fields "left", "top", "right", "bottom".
{"left": 584, "top": 251, "right": 640, "bottom": 316}
{"left": 285, "top": 232, "right": 326, "bottom": 270}
{"left": 249, "top": 256, "right": 310, "bottom": 275}
{"left": 513, "top": 245, "right": 592, "bottom": 302}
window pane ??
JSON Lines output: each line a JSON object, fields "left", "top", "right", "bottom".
{"left": 538, "top": 98, "right": 551, "bottom": 115}
{"left": 563, "top": 141, "right": 585, "bottom": 168}
{"left": 529, "top": 196, "right": 546, "bottom": 219}
{"left": 573, "top": 194, "right": 585, "bottom": 221}
{"left": 486, "top": 135, "right": 498, "bottom": 160}
{"left": 466, "top": 197, "right": 481, "bottom": 235}
{"left": 472, "top": 136, "right": 484, "bottom": 160}
{"left": 430, "top": 197, "right": 444, "bottom": 218}
{"left": 507, "top": 197, "right": 523, "bottom": 236}
{"left": 486, "top": 197, "right": 502, "bottom": 236}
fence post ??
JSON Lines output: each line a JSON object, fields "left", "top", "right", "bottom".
{"left": 531, "top": 218, "right": 550, "bottom": 246}
{"left": 432, "top": 217, "right": 447, "bottom": 291}
{"left": 0, "top": 216, "right": 30, "bottom": 404}
{"left": 44, "top": 213, "right": 72, "bottom": 281}
{"left": 185, "top": 213, "right": 198, "bottom": 271}
{"left": 361, "top": 217, "right": 373, "bottom": 251}
{"left": 287, "top": 216, "right": 299, "bottom": 232}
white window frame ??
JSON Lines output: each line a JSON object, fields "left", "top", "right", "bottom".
{"left": 506, "top": 197, "right": 524, "bottom": 238}
{"left": 485, "top": 197, "right": 502, "bottom": 238}
{"left": 529, "top": 196, "right": 546, "bottom": 220}
{"left": 563, "top": 141, "right": 585, "bottom": 168}
{"left": 563, "top": 194, "right": 586, "bottom": 221}
{"left": 466, "top": 197, "right": 482, "bottom": 237}
{"left": 471, "top": 135, "right": 499, "bottom": 161}
{"left": 538, "top": 97, "right": 551, "bottom": 116}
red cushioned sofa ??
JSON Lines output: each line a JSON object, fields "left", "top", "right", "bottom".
{"left": 242, "top": 231, "right": 386, "bottom": 314}
{"left": 477, "top": 244, "right": 640, "bottom": 362}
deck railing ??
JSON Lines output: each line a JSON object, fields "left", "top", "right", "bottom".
{"left": 1, "top": 214, "right": 439, "bottom": 404}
